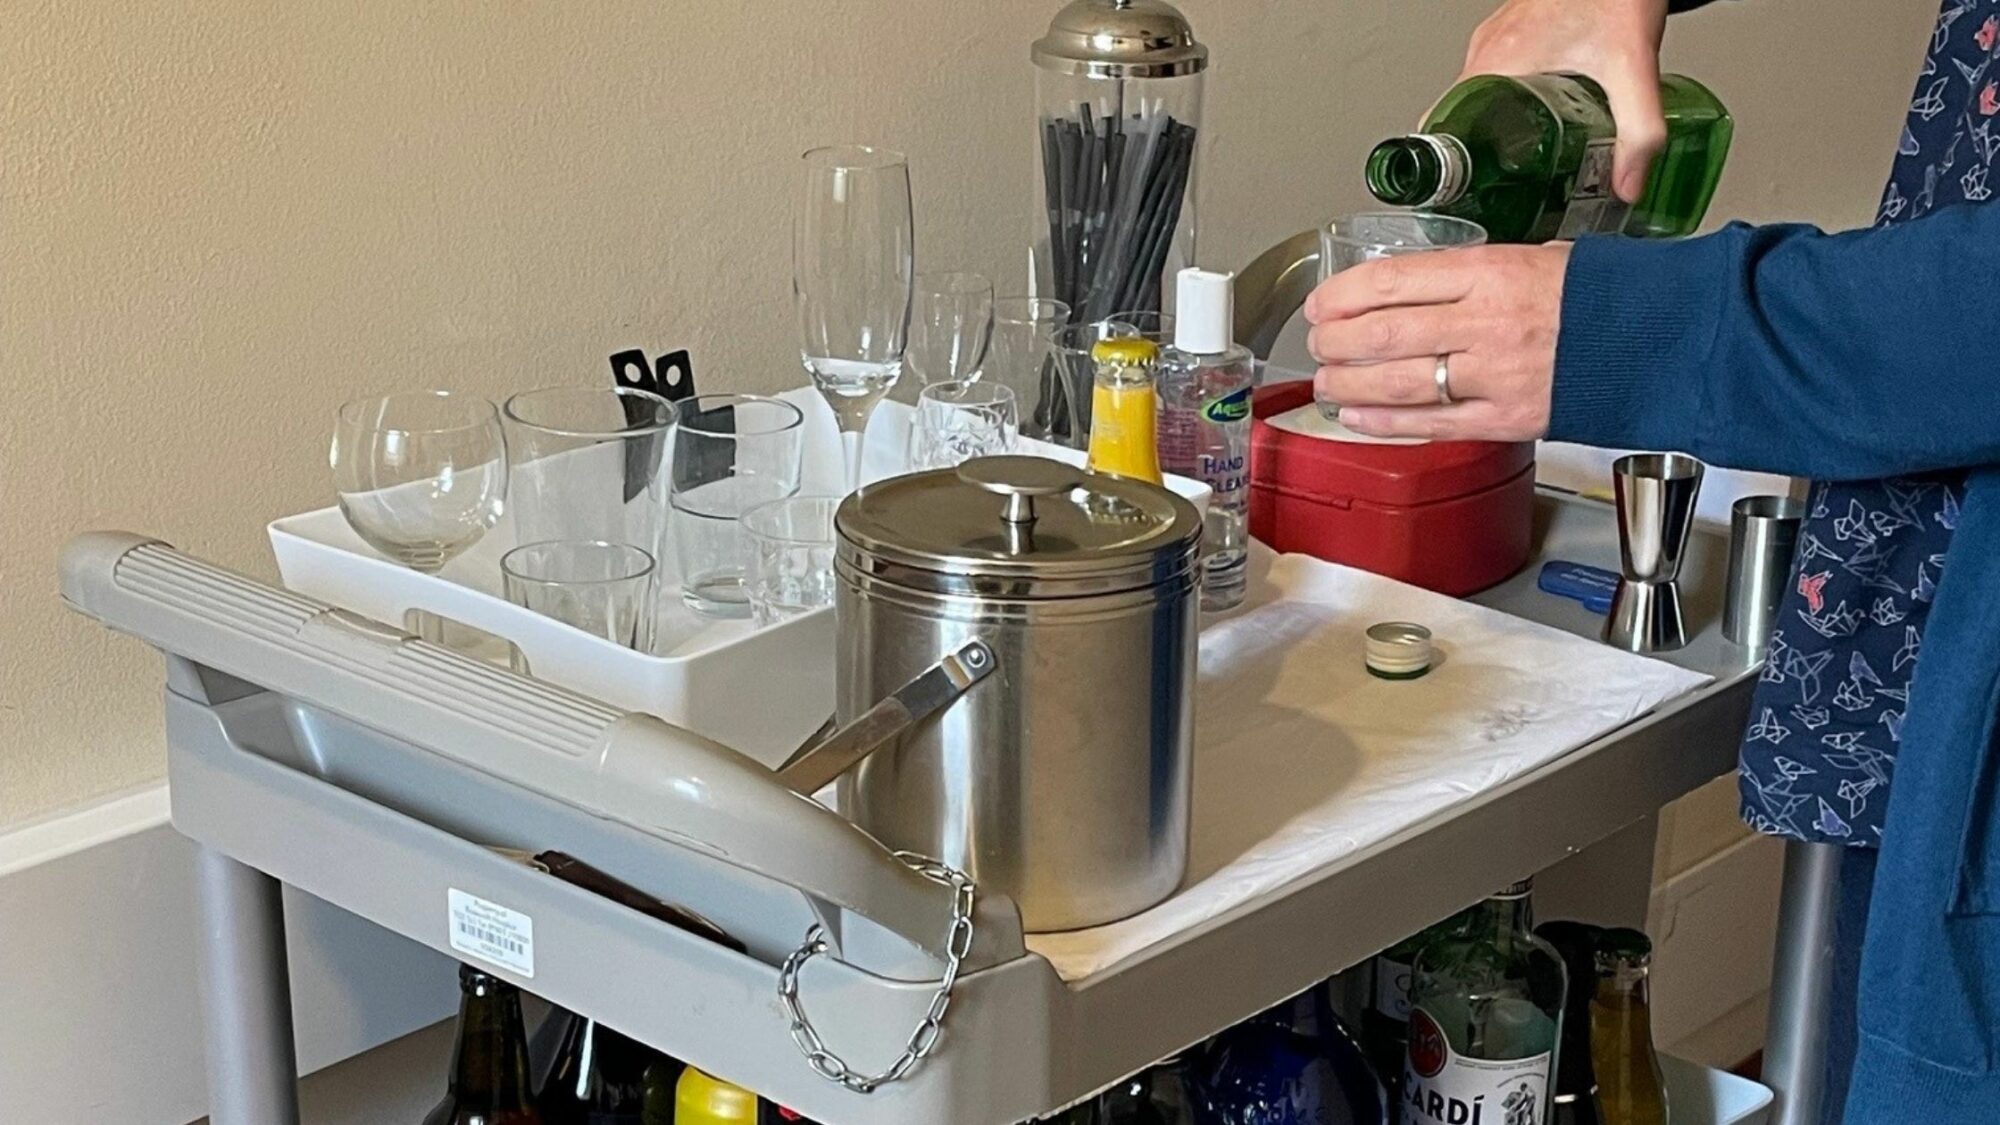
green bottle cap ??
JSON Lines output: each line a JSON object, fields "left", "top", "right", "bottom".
{"left": 1595, "top": 926, "right": 1653, "bottom": 969}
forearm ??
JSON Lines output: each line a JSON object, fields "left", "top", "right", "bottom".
{"left": 1551, "top": 208, "right": 2000, "bottom": 480}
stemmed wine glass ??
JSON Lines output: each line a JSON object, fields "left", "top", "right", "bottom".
{"left": 331, "top": 390, "right": 507, "bottom": 639}
{"left": 793, "top": 145, "right": 916, "bottom": 494}
{"left": 907, "top": 271, "right": 994, "bottom": 389}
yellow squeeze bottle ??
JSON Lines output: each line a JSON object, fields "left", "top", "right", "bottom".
{"left": 1085, "top": 336, "right": 1164, "bottom": 484}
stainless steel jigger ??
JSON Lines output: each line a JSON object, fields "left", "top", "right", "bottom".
{"left": 1605, "top": 452, "right": 1706, "bottom": 652}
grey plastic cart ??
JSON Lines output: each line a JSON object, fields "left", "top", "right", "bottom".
{"left": 60, "top": 490, "right": 1761, "bottom": 1125}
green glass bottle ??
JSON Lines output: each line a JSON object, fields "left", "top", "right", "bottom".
{"left": 1365, "top": 73, "right": 1732, "bottom": 244}
{"left": 539, "top": 1012, "right": 675, "bottom": 1125}
{"left": 1360, "top": 908, "right": 1476, "bottom": 1095}
{"left": 1401, "top": 880, "right": 1567, "bottom": 1125}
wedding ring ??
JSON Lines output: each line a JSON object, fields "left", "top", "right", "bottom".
{"left": 1434, "top": 354, "right": 1454, "bottom": 406}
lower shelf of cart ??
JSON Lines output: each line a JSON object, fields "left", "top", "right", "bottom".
{"left": 1661, "top": 1054, "right": 1776, "bottom": 1125}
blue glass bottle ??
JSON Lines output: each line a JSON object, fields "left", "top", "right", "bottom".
{"left": 1192, "top": 989, "right": 1389, "bottom": 1125}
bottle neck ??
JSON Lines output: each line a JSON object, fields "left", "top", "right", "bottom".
{"left": 448, "top": 975, "right": 533, "bottom": 1105}
{"left": 1365, "top": 133, "right": 1472, "bottom": 208}
{"left": 1596, "top": 962, "right": 1652, "bottom": 1009}
{"left": 1477, "top": 885, "right": 1535, "bottom": 939}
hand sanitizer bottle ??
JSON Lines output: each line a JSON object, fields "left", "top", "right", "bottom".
{"left": 1157, "top": 267, "right": 1254, "bottom": 611}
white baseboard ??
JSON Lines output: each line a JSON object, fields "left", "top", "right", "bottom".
{"left": 0, "top": 782, "right": 457, "bottom": 1125}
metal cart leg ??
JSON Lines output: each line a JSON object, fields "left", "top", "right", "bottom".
{"left": 1762, "top": 840, "right": 1843, "bottom": 1125}
{"left": 195, "top": 845, "right": 302, "bottom": 1125}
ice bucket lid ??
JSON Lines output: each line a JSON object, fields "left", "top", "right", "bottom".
{"left": 836, "top": 455, "right": 1202, "bottom": 597}
{"left": 1032, "top": 0, "right": 1208, "bottom": 79}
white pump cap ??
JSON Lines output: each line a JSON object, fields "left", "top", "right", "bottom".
{"left": 1174, "top": 267, "right": 1236, "bottom": 355}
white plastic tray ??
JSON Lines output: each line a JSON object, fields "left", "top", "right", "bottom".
{"left": 1662, "top": 1054, "right": 1776, "bottom": 1125}
{"left": 269, "top": 391, "right": 1211, "bottom": 764}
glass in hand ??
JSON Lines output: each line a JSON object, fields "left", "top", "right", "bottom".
{"left": 910, "top": 380, "right": 1019, "bottom": 471}
{"left": 907, "top": 271, "right": 994, "bottom": 391}
{"left": 670, "top": 394, "right": 806, "bottom": 619}
{"left": 331, "top": 390, "right": 506, "bottom": 574}
{"left": 794, "top": 145, "right": 915, "bottom": 493}
{"left": 1315, "top": 213, "right": 1486, "bottom": 421}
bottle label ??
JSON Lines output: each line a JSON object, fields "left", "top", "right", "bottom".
{"left": 1555, "top": 139, "right": 1630, "bottom": 238}
{"left": 1200, "top": 387, "right": 1252, "bottom": 425}
{"left": 1372, "top": 955, "right": 1415, "bottom": 1023}
{"left": 1402, "top": 1009, "right": 1551, "bottom": 1125}
{"left": 448, "top": 888, "right": 536, "bottom": 977}
{"left": 1087, "top": 384, "right": 1163, "bottom": 484}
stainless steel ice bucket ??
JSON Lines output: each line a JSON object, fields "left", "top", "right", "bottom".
{"left": 833, "top": 455, "right": 1202, "bottom": 932}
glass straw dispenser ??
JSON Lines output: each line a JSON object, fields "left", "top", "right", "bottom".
{"left": 1032, "top": 0, "right": 1207, "bottom": 326}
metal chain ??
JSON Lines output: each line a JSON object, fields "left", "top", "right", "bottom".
{"left": 777, "top": 852, "right": 976, "bottom": 1094}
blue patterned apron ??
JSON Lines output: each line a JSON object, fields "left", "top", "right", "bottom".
{"left": 1736, "top": 0, "right": 1994, "bottom": 846}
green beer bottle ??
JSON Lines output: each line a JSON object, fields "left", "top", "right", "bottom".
{"left": 1365, "top": 73, "right": 1732, "bottom": 243}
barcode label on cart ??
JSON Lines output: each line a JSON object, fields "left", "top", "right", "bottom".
{"left": 447, "top": 889, "right": 535, "bottom": 977}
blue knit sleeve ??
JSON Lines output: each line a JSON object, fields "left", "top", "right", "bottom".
{"left": 1550, "top": 206, "right": 2000, "bottom": 481}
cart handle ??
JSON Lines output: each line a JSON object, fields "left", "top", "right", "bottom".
{"left": 60, "top": 531, "right": 978, "bottom": 965}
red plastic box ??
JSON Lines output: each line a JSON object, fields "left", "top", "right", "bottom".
{"left": 1248, "top": 382, "right": 1537, "bottom": 596}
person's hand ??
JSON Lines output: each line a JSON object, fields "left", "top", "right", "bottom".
{"left": 1305, "top": 243, "right": 1570, "bottom": 442}
{"left": 1461, "top": 0, "right": 1670, "bottom": 201}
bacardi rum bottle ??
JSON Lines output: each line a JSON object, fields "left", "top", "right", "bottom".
{"left": 1402, "top": 880, "right": 1566, "bottom": 1125}
{"left": 1365, "top": 73, "right": 1731, "bottom": 244}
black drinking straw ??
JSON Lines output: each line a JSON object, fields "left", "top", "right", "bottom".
{"left": 1041, "top": 121, "right": 1069, "bottom": 308}
{"left": 1040, "top": 106, "right": 1196, "bottom": 328}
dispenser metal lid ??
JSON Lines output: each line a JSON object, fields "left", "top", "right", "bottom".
{"left": 1031, "top": 0, "right": 1208, "bottom": 79}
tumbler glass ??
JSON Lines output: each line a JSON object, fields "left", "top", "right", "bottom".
{"left": 1315, "top": 212, "right": 1487, "bottom": 419}
{"left": 910, "top": 381, "right": 1019, "bottom": 470}
{"left": 1049, "top": 318, "right": 1142, "bottom": 449}
{"left": 741, "top": 496, "right": 841, "bottom": 627}
{"left": 984, "top": 296, "right": 1070, "bottom": 442}
{"left": 670, "top": 394, "right": 806, "bottom": 618}
{"left": 501, "top": 540, "right": 656, "bottom": 665}
{"left": 501, "top": 385, "right": 678, "bottom": 568}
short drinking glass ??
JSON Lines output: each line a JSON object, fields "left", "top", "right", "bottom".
{"left": 501, "top": 541, "right": 656, "bottom": 665}
{"left": 670, "top": 394, "right": 806, "bottom": 618}
{"left": 1316, "top": 212, "right": 1487, "bottom": 419}
{"left": 911, "top": 381, "right": 1019, "bottom": 470}
{"left": 1049, "top": 318, "right": 1143, "bottom": 450}
{"left": 741, "top": 496, "right": 841, "bottom": 627}
{"left": 985, "top": 296, "right": 1071, "bottom": 442}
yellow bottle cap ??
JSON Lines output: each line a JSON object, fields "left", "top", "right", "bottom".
{"left": 675, "top": 1066, "right": 760, "bottom": 1125}
{"left": 1090, "top": 336, "right": 1159, "bottom": 366}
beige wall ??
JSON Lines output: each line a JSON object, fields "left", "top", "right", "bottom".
{"left": 3, "top": 0, "right": 1931, "bottom": 827}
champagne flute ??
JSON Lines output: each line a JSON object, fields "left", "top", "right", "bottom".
{"left": 794, "top": 145, "right": 915, "bottom": 493}
{"left": 331, "top": 390, "right": 507, "bottom": 639}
